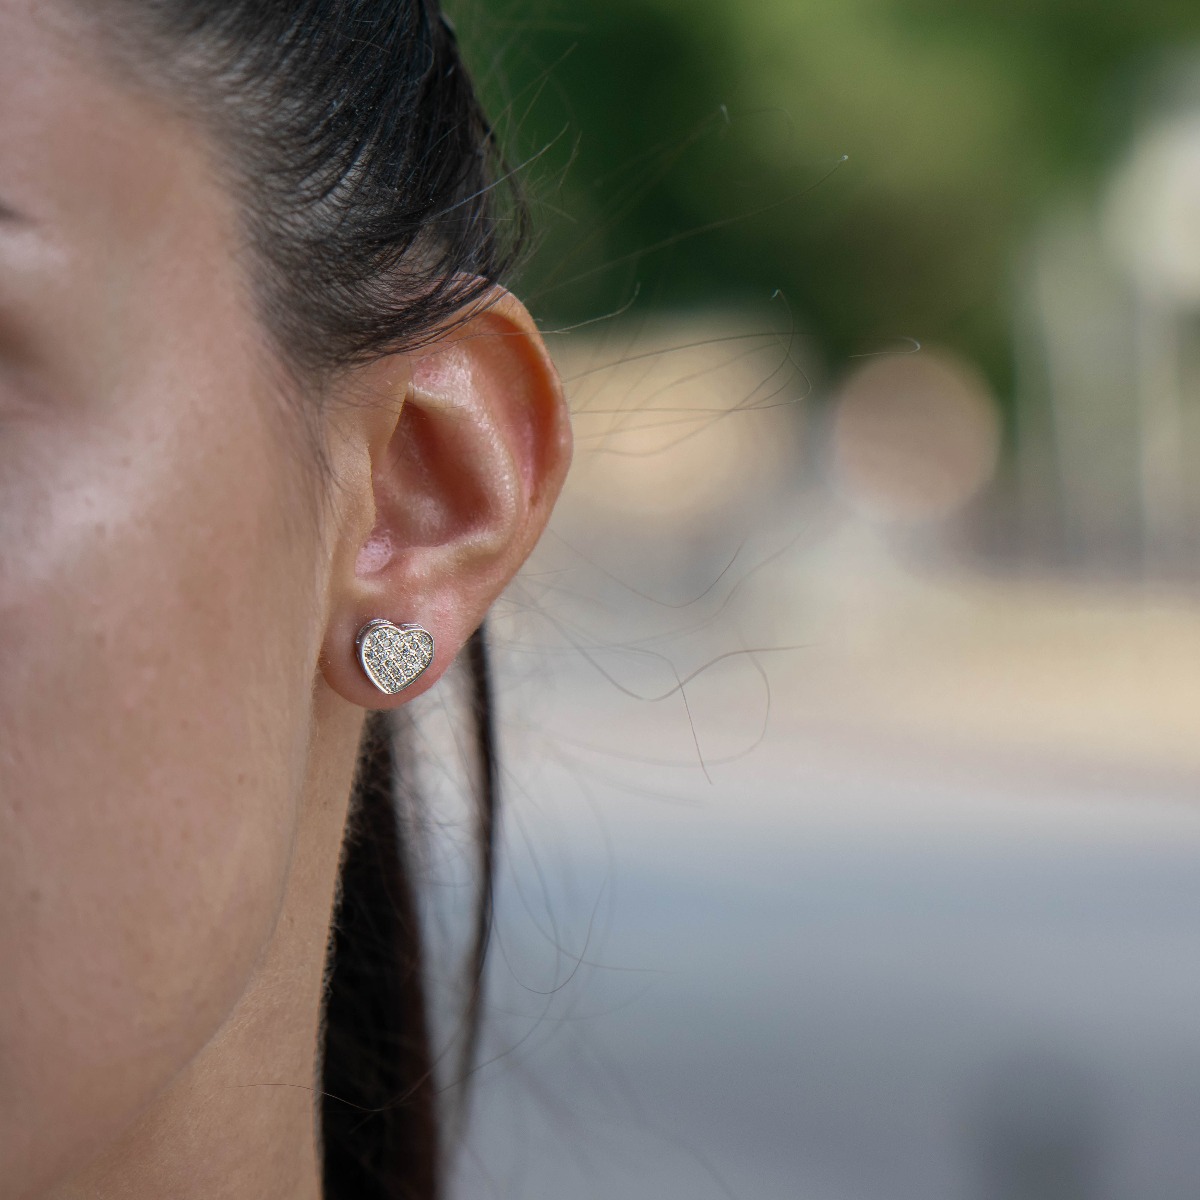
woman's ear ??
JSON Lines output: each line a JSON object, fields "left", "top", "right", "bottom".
{"left": 318, "top": 290, "right": 572, "bottom": 708}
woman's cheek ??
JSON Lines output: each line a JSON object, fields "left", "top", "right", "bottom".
{"left": 0, "top": 392, "right": 316, "bottom": 1191}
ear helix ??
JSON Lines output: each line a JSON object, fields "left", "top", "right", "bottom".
{"left": 355, "top": 619, "right": 435, "bottom": 695}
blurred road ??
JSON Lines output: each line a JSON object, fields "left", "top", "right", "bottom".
{"left": 441, "top": 557, "right": 1200, "bottom": 1200}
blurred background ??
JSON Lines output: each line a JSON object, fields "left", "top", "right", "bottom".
{"left": 421, "top": 0, "right": 1200, "bottom": 1196}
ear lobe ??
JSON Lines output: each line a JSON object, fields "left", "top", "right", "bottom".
{"left": 319, "top": 291, "right": 571, "bottom": 709}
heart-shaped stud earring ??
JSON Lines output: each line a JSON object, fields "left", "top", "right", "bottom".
{"left": 355, "top": 619, "right": 436, "bottom": 696}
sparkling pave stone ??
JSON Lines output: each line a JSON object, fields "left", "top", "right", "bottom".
{"left": 356, "top": 620, "right": 435, "bottom": 695}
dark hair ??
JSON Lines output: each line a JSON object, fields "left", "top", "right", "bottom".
{"left": 90, "top": 0, "right": 524, "bottom": 379}
{"left": 87, "top": 2, "right": 522, "bottom": 1197}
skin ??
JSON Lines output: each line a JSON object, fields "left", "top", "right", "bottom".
{"left": 0, "top": 3, "right": 572, "bottom": 1198}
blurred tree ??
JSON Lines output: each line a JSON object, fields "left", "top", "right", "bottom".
{"left": 452, "top": 0, "right": 1200, "bottom": 412}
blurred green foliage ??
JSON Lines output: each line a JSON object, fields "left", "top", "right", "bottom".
{"left": 452, "top": 0, "right": 1200, "bottom": 405}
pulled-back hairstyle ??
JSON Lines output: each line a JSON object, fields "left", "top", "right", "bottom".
{"left": 92, "top": 0, "right": 524, "bottom": 376}
{"left": 85, "top": 2, "right": 524, "bottom": 1196}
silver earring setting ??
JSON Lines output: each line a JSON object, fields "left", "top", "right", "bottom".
{"left": 356, "top": 619, "right": 435, "bottom": 695}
